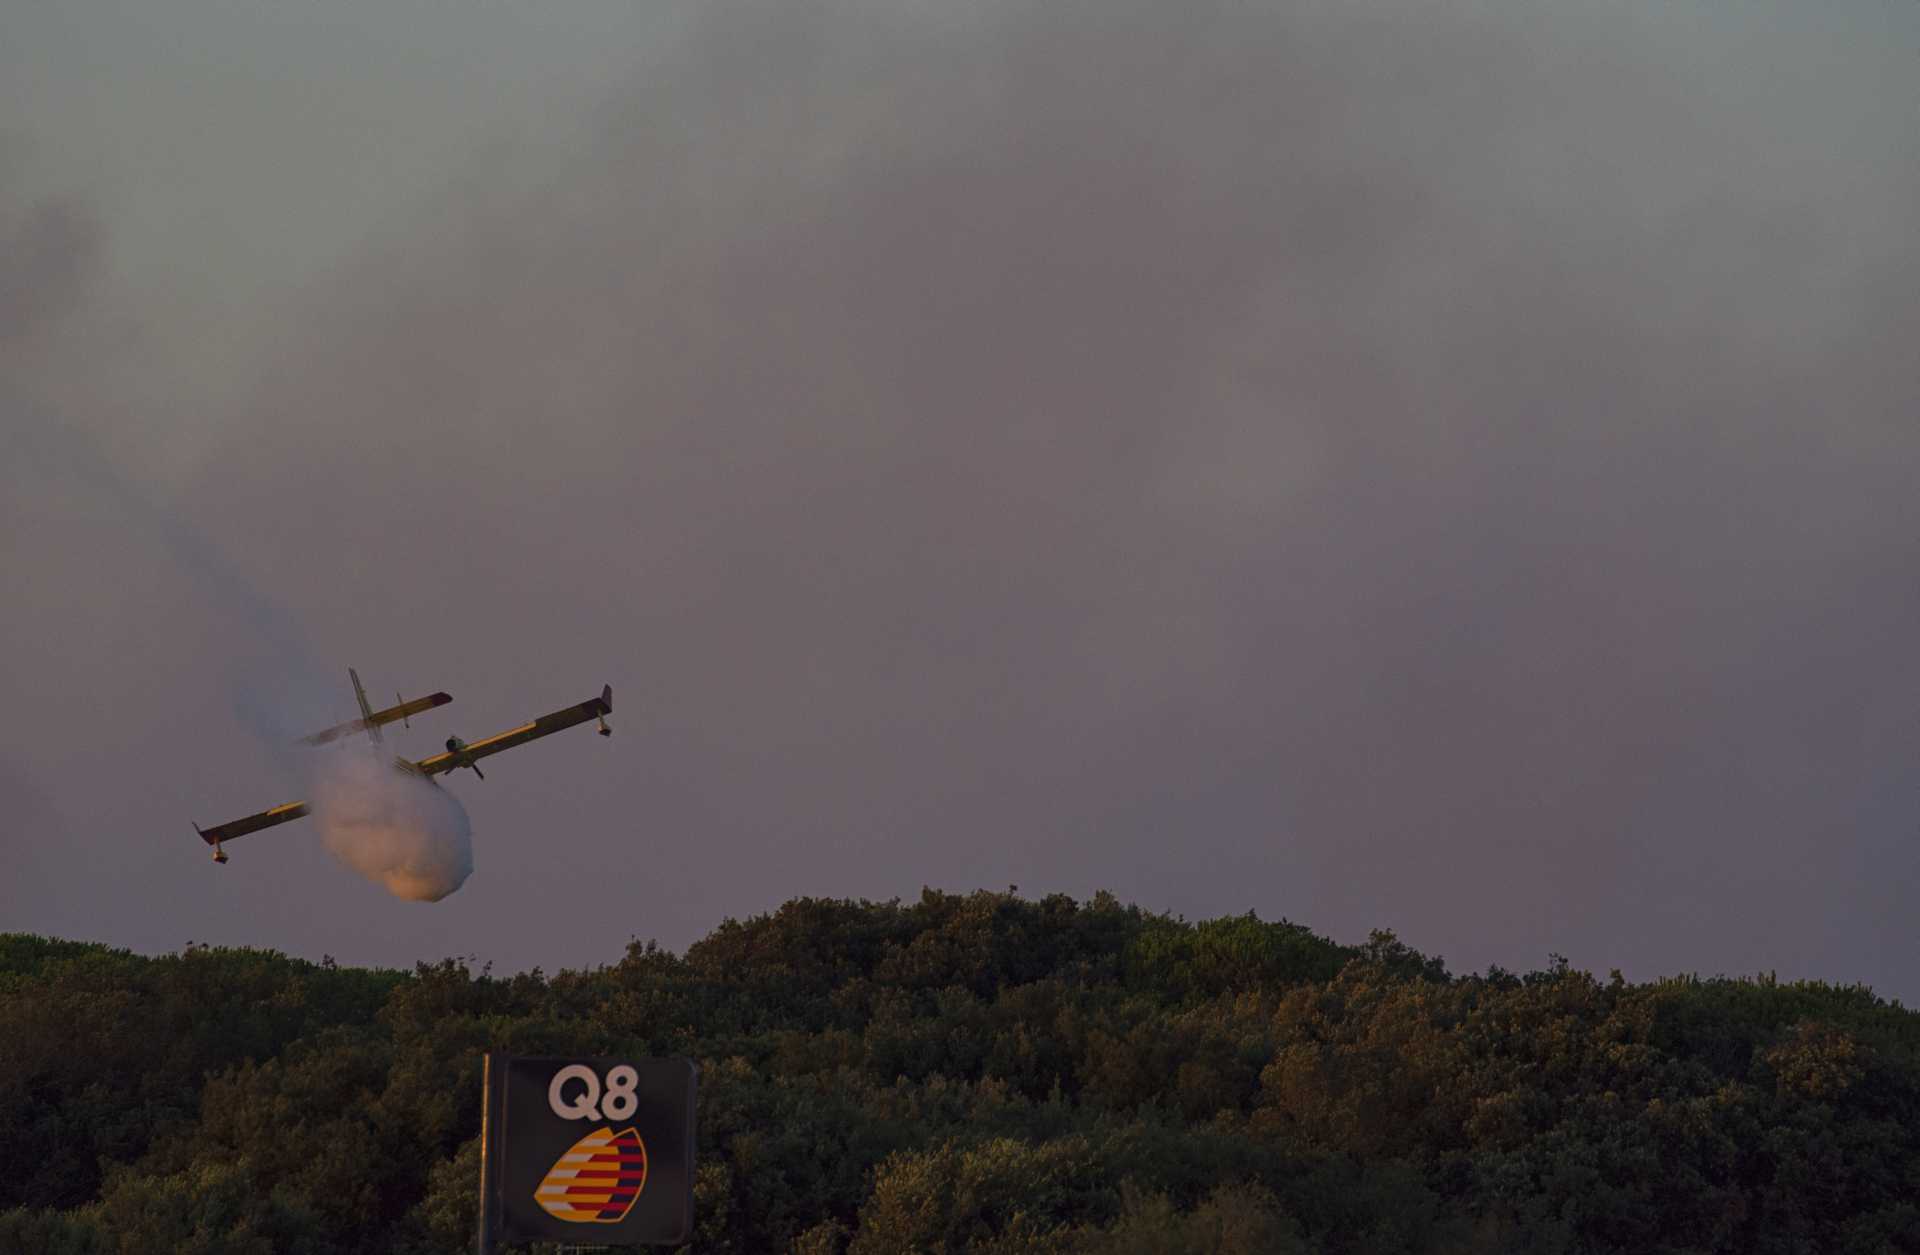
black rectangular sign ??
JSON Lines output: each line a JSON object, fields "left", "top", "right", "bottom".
{"left": 478, "top": 1054, "right": 696, "bottom": 1248}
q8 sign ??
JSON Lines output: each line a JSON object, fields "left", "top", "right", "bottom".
{"left": 477, "top": 1054, "right": 696, "bottom": 1249}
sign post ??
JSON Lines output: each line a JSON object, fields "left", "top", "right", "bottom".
{"left": 477, "top": 1054, "right": 697, "bottom": 1252}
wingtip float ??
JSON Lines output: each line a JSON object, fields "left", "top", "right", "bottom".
{"left": 192, "top": 670, "right": 612, "bottom": 865}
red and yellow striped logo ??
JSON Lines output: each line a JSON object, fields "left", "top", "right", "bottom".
{"left": 535, "top": 1126, "right": 649, "bottom": 1223}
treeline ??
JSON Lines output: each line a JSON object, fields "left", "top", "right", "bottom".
{"left": 4, "top": 891, "right": 1919, "bottom": 1253}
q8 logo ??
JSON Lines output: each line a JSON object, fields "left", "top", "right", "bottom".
{"left": 547, "top": 1063, "right": 641, "bottom": 1121}
{"left": 480, "top": 1054, "right": 694, "bottom": 1245}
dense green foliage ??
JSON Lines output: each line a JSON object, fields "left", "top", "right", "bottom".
{"left": 4, "top": 891, "right": 1918, "bottom": 1253}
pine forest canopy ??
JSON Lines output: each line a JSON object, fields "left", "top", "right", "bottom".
{"left": 3, "top": 890, "right": 1918, "bottom": 1254}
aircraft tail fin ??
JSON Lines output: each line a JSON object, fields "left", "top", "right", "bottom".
{"left": 349, "top": 667, "right": 380, "bottom": 745}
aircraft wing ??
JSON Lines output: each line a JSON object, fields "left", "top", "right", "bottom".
{"left": 195, "top": 800, "right": 311, "bottom": 846}
{"left": 300, "top": 691, "right": 452, "bottom": 746}
{"left": 413, "top": 685, "right": 612, "bottom": 777}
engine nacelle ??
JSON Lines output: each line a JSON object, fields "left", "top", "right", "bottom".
{"left": 444, "top": 735, "right": 483, "bottom": 779}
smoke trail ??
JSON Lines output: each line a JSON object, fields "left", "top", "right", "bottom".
{"left": 15, "top": 418, "right": 482, "bottom": 902}
{"left": 310, "top": 744, "right": 474, "bottom": 902}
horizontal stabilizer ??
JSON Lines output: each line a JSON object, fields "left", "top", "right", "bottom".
{"left": 300, "top": 692, "right": 452, "bottom": 746}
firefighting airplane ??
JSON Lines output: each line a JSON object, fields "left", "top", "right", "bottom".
{"left": 192, "top": 668, "right": 611, "bottom": 864}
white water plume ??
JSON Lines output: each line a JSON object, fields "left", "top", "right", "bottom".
{"left": 311, "top": 745, "right": 474, "bottom": 902}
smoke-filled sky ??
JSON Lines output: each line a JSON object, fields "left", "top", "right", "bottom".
{"left": 4, "top": 0, "right": 1918, "bottom": 994}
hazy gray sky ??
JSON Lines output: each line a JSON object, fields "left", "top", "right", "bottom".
{"left": 5, "top": 0, "right": 1918, "bottom": 996}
